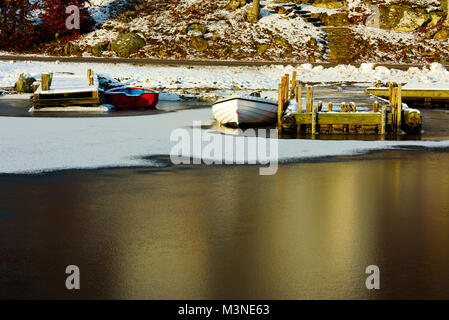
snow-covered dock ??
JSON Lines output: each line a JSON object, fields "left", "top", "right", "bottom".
{"left": 32, "top": 69, "right": 101, "bottom": 108}
{"left": 279, "top": 74, "right": 422, "bottom": 135}
{"left": 366, "top": 85, "right": 449, "bottom": 108}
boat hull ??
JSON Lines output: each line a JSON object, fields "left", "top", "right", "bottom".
{"left": 212, "top": 97, "right": 278, "bottom": 127}
{"left": 105, "top": 87, "right": 159, "bottom": 109}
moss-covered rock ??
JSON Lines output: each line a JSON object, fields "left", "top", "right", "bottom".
{"left": 228, "top": 0, "right": 246, "bottom": 11}
{"left": 15, "top": 74, "right": 36, "bottom": 93}
{"left": 312, "top": 0, "right": 345, "bottom": 9}
{"left": 393, "top": 8, "right": 431, "bottom": 32}
{"left": 91, "top": 42, "right": 108, "bottom": 57}
{"left": 188, "top": 23, "right": 207, "bottom": 35}
{"left": 111, "top": 33, "right": 146, "bottom": 57}
{"left": 380, "top": 5, "right": 431, "bottom": 32}
{"left": 434, "top": 28, "right": 449, "bottom": 39}
{"left": 257, "top": 43, "right": 270, "bottom": 54}
{"left": 320, "top": 12, "right": 350, "bottom": 26}
{"left": 63, "top": 42, "right": 80, "bottom": 56}
{"left": 191, "top": 36, "right": 208, "bottom": 52}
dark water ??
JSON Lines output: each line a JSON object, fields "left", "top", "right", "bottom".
{"left": 1, "top": 150, "right": 449, "bottom": 299}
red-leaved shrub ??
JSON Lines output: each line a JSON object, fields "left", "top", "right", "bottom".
{"left": 0, "top": 0, "right": 39, "bottom": 50}
{"left": 40, "top": 0, "right": 93, "bottom": 41}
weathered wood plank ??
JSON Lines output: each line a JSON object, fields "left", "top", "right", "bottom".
{"left": 292, "top": 112, "right": 383, "bottom": 125}
{"left": 397, "top": 84, "right": 402, "bottom": 132}
{"left": 277, "top": 83, "right": 283, "bottom": 128}
{"left": 306, "top": 86, "right": 313, "bottom": 113}
{"left": 381, "top": 106, "right": 387, "bottom": 134}
{"left": 366, "top": 88, "right": 449, "bottom": 100}
{"left": 311, "top": 107, "right": 317, "bottom": 135}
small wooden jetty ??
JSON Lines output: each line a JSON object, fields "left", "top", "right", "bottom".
{"left": 279, "top": 73, "right": 422, "bottom": 135}
{"left": 366, "top": 81, "right": 449, "bottom": 108}
{"left": 32, "top": 69, "right": 101, "bottom": 108}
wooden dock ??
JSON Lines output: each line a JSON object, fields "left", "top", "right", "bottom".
{"left": 32, "top": 69, "right": 101, "bottom": 108}
{"left": 279, "top": 74, "right": 422, "bottom": 135}
{"left": 366, "top": 82, "right": 449, "bottom": 108}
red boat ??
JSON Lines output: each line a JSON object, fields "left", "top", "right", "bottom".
{"left": 105, "top": 87, "right": 159, "bottom": 109}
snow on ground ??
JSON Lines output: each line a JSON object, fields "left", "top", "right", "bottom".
{"left": 1, "top": 108, "right": 449, "bottom": 174}
{"left": 2, "top": 61, "right": 449, "bottom": 96}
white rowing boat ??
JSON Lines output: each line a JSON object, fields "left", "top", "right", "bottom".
{"left": 212, "top": 95, "right": 278, "bottom": 127}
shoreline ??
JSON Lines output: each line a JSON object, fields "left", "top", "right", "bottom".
{"left": 2, "top": 146, "right": 449, "bottom": 177}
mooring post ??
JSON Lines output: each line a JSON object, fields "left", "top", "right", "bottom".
{"left": 328, "top": 102, "right": 333, "bottom": 112}
{"left": 290, "top": 71, "right": 297, "bottom": 99}
{"left": 381, "top": 106, "right": 387, "bottom": 135}
{"left": 312, "top": 106, "right": 318, "bottom": 136}
{"left": 41, "top": 73, "right": 50, "bottom": 91}
{"left": 306, "top": 86, "right": 313, "bottom": 113}
{"left": 340, "top": 102, "right": 345, "bottom": 112}
{"left": 390, "top": 87, "right": 397, "bottom": 130}
{"left": 350, "top": 102, "right": 356, "bottom": 112}
{"left": 88, "top": 69, "right": 94, "bottom": 86}
{"left": 285, "top": 74, "right": 290, "bottom": 102}
{"left": 388, "top": 82, "right": 393, "bottom": 106}
{"left": 397, "top": 84, "right": 402, "bottom": 132}
{"left": 297, "top": 80, "right": 302, "bottom": 113}
{"left": 278, "top": 83, "right": 283, "bottom": 129}
{"left": 373, "top": 101, "right": 379, "bottom": 113}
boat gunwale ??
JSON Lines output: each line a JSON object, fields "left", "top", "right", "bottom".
{"left": 213, "top": 96, "right": 277, "bottom": 106}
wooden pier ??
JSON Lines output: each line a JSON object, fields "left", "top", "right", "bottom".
{"left": 32, "top": 69, "right": 101, "bottom": 108}
{"left": 279, "top": 74, "right": 422, "bottom": 135}
{"left": 366, "top": 81, "right": 449, "bottom": 108}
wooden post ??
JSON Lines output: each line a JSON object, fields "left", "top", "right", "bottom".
{"left": 284, "top": 74, "right": 289, "bottom": 103}
{"left": 312, "top": 106, "right": 318, "bottom": 135}
{"left": 297, "top": 81, "right": 302, "bottom": 113}
{"left": 247, "top": 0, "right": 261, "bottom": 23}
{"left": 373, "top": 101, "right": 379, "bottom": 113}
{"left": 290, "top": 71, "right": 297, "bottom": 99}
{"left": 349, "top": 102, "right": 356, "bottom": 112}
{"left": 381, "top": 106, "right": 387, "bottom": 135}
{"left": 41, "top": 73, "right": 50, "bottom": 91}
{"left": 397, "top": 84, "right": 402, "bottom": 132}
{"left": 328, "top": 102, "right": 333, "bottom": 112}
{"left": 88, "top": 69, "right": 94, "bottom": 86}
{"left": 317, "top": 101, "right": 323, "bottom": 112}
{"left": 277, "top": 83, "right": 283, "bottom": 129}
{"left": 388, "top": 82, "right": 393, "bottom": 106}
{"left": 340, "top": 102, "right": 346, "bottom": 112}
{"left": 306, "top": 86, "right": 313, "bottom": 113}
{"left": 390, "top": 87, "right": 397, "bottom": 130}
{"left": 280, "top": 76, "right": 286, "bottom": 104}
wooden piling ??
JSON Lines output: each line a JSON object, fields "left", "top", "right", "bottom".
{"left": 373, "top": 101, "right": 379, "bottom": 113}
{"left": 349, "top": 102, "right": 356, "bottom": 112}
{"left": 306, "top": 86, "right": 313, "bottom": 113}
{"left": 317, "top": 101, "right": 323, "bottom": 112}
{"left": 88, "top": 69, "right": 94, "bottom": 86}
{"left": 397, "top": 84, "right": 402, "bottom": 132}
{"left": 388, "top": 82, "right": 393, "bottom": 105}
{"left": 278, "top": 83, "right": 283, "bottom": 129}
{"left": 381, "top": 106, "right": 387, "bottom": 135}
{"left": 284, "top": 74, "right": 289, "bottom": 103}
{"left": 312, "top": 106, "right": 318, "bottom": 135}
{"left": 41, "top": 73, "right": 51, "bottom": 91}
{"left": 290, "top": 71, "right": 297, "bottom": 99}
{"left": 328, "top": 102, "right": 333, "bottom": 112}
{"left": 296, "top": 80, "right": 302, "bottom": 113}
